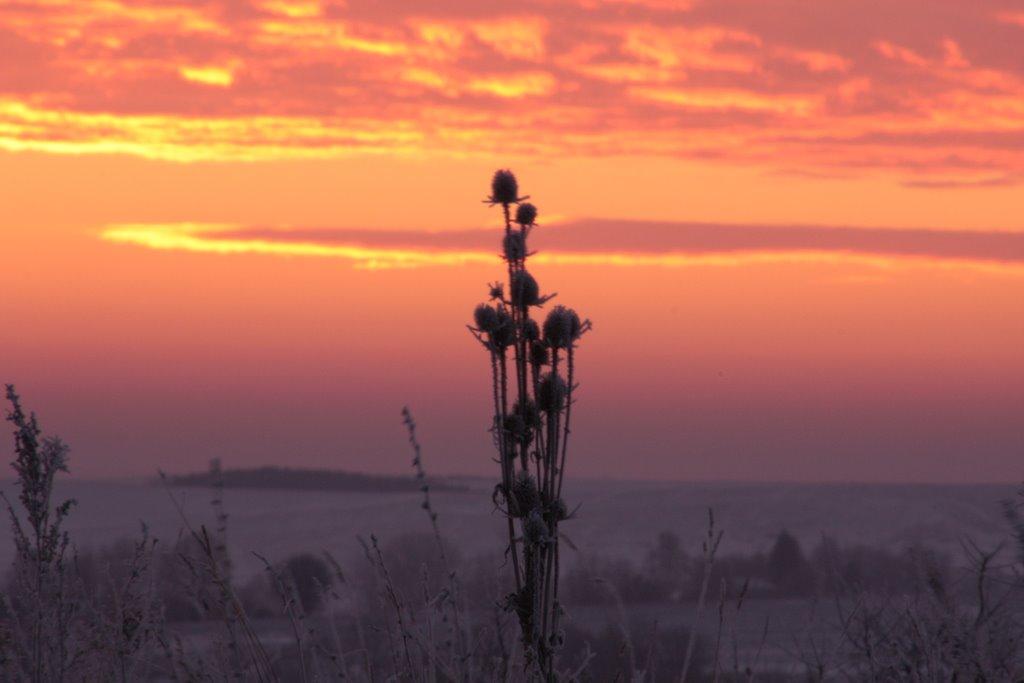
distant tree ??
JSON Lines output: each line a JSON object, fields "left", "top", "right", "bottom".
{"left": 811, "top": 536, "right": 932, "bottom": 595}
{"left": 768, "top": 530, "right": 813, "bottom": 597}
{"left": 644, "top": 531, "right": 688, "bottom": 597}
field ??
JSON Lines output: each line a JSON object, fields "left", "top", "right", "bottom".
{"left": 5, "top": 475, "right": 1014, "bottom": 678}
{"left": 2, "top": 476, "right": 1011, "bottom": 580}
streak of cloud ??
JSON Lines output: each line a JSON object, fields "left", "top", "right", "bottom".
{"left": 100, "top": 220, "right": 1024, "bottom": 273}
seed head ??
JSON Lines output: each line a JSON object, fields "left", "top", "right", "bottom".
{"left": 515, "top": 202, "right": 537, "bottom": 226}
{"left": 514, "top": 398, "right": 541, "bottom": 430}
{"left": 503, "top": 412, "right": 526, "bottom": 440}
{"left": 490, "top": 307, "right": 515, "bottom": 348}
{"left": 550, "top": 498, "right": 569, "bottom": 521}
{"left": 522, "top": 318, "right": 540, "bottom": 342}
{"left": 503, "top": 232, "right": 526, "bottom": 262}
{"left": 511, "top": 470, "right": 540, "bottom": 517}
{"left": 488, "top": 282, "right": 504, "bottom": 300}
{"left": 530, "top": 341, "right": 549, "bottom": 367}
{"left": 543, "top": 305, "right": 582, "bottom": 349}
{"left": 511, "top": 270, "right": 541, "bottom": 307}
{"left": 537, "top": 372, "right": 567, "bottom": 412}
{"left": 473, "top": 303, "right": 499, "bottom": 332}
{"left": 489, "top": 169, "right": 519, "bottom": 205}
{"left": 523, "top": 510, "right": 548, "bottom": 545}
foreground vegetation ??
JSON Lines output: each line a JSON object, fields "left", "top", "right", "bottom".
{"left": 5, "top": 384, "right": 1024, "bottom": 681}
{"left": 3, "top": 172, "right": 1024, "bottom": 680}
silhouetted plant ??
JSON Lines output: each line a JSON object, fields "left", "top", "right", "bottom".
{"left": 470, "top": 169, "right": 591, "bottom": 678}
{"left": 1, "top": 384, "right": 78, "bottom": 681}
{"left": 1, "top": 386, "right": 163, "bottom": 681}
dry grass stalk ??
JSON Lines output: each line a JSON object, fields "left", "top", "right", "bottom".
{"left": 680, "top": 508, "right": 722, "bottom": 683}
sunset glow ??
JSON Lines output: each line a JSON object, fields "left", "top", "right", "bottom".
{"left": 2, "top": 0, "right": 1023, "bottom": 179}
{"left": 2, "top": 0, "right": 1022, "bottom": 482}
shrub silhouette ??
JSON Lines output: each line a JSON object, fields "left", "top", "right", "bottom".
{"left": 644, "top": 530, "right": 689, "bottom": 597}
{"left": 767, "top": 529, "right": 813, "bottom": 597}
{"left": 282, "top": 553, "right": 332, "bottom": 614}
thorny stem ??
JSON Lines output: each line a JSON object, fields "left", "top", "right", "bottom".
{"left": 547, "top": 348, "right": 561, "bottom": 504}
{"left": 540, "top": 542, "right": 555, "bottom": 674}
{"left": 505, "top": 204, "right": 532, "bottom": 475}
{"left": 498, "top": 351, "right": 509, "bottom": 439}
{"left": 556, "top": 346, "right": 574, "bottom": 501}
{"left": 492, "top": 349, "right": 524, "bottom": 591}
{"left": 489, "top": 351, "right": 507, "bottom": 488}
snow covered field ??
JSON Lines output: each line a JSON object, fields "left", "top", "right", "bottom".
{"left": 0, "top": 477, "right": 1013, "bottom": 581}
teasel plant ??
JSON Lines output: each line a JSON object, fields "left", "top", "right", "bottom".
{"left": 469, "top": 170, "right": 591, "bottom": 680}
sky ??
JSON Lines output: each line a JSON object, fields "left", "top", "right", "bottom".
{"left": 1, "top": 0, "right": 1022, "bottom": 482}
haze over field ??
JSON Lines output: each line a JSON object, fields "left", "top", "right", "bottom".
{"left": 0, "top": 478, "right": 1012, "bottom": 583}
{"left": 2, "top": 0, "right": 1023, "bottom": 482}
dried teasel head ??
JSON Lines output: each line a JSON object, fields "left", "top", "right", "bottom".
{"left": 515, "top": 202, "right": 537, "bottom": 226}
{"left": 550, "top": 498, "right": 569, "bottom": 522}
{"left": 510, "top": 270, "right": 541, "bottom": 307}
{"left": 503, "top": 412, "right": 526, "bottom": 440}
{"left": 514, "top": 398, "right": 541, "bottom": 430}
{"left": 511, "top": 470, "right": 540, "bottom": 517}
{"left": 523, "top": 509, "right": 549, "bottom": 545}
{"left": 490, "top": 307, "right": 515, "bottom": 348}
{"left": 488, "top": 281, "right": 504, "bottom": 300}
{"left": 473, "top": 303, "right": 499, "bottom": 332}
{"left": 530, "top": 341, "right": 549, "bottom": 367}
{"left": 543, "top": 305, "right": 582, "bottom": 349}
{"left": 489, "top": 169, "right": 519, "bottom": 205}
{"left": 516, "top": 397, "right": 540, "bottom": 423}
{"left": 537, "top": 372, "right": 567, "bottom": 412}
{"left": 503, "top": 232, "right": 526, "bottom": 262}
{"left": 522, "top": 318, "right": 540, "bottom": 342}
{"left": 508, "top": 401, "right": 539, "bottom": 448}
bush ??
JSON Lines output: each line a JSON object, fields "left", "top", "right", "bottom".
{"left": 283, "top": 553, "right": 332, "bottom": 614}
{"left": 767, "top": 530, "right": 814, "bottom": 597}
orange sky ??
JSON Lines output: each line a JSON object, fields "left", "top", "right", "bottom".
{"left": 1, "top": 0, "right": 1022, "bottom": 481}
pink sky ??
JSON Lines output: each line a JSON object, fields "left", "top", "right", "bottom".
{"left": 1, "top": 0, "right": 1023, "bottom": 482}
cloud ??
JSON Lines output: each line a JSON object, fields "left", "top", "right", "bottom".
{"left": 996, "top": 11, "right": 1024, "bottom": 29}
{"left": 100, "top": 220, "right": 1024, "bottom": 272}
{"left": 1, "top": 0, "right": 1023, "bottom": 181}
{"left": 179, "top": 65, "right": 236, "bottom": 87}
{"left": 874, "top": 40, "right": 929, "bottom": 67}
{"left": 470, "top": 17, "right": 548, "bottom": 61}
{"left": 901, "top": 174, "right": 1021, "bottom": 189}
{"left": 0, "top": 100, "right": 423, "bottom": 161}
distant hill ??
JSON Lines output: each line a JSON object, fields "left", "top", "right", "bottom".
{"left": 163, "top": 466, "right": 466, "bottom": 493}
